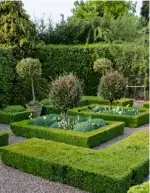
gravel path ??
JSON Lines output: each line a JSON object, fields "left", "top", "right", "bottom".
{"left": 0, "top": 121, "right": 149, "bottom": 193}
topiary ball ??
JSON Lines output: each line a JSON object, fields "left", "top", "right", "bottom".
{"left": 3, "top": 105, "right": 25, "bottom": 113}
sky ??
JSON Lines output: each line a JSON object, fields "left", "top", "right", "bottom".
{"left": 22, "top": 0, "right": 143, "bottom": 23}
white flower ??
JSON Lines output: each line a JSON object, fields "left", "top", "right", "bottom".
{"left": 43, "top": 116, "right": 46, "bottom": 120}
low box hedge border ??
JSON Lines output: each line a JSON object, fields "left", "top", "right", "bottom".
{"left": 142, "top": 101, "right": 149, "bottom": 108}
{"left": 0, "top": 130, "right": 148, "bottom": 193}
{"left": 80, "top": 96, "right": 134, "bottom": 107}
{"left": 0, "top": 131, "right": 8, "bottom": 147}
{"left": 0, "top": 110, "right": 34, "bottom": 124}
{"left": 10, "top": 119, "right": 124, "bottom": 148}
{"left": 127, "top": 182, "right": 149, "bottom": 193}
{"left": 68, "top": 105, "right": 149, "bottom": 128}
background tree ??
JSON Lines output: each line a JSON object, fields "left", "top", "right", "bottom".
{"left": 98, "top": 71, "right": 126, "bottom": 109}
{"left": 0, "top": 1, "right": 35, "bottom": 56}
{"left": 141, "top": 1, "right": 149, "bottom": 22}
{"left": 49, "top": 73, "right": 83, "bottom": 121}
{"left": 16, "top": 58, "right": 42, "bottom": 102}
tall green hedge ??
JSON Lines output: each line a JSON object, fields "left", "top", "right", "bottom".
{"left": 0, "top": 43, "right": 148, "bottom": 106}
{"left": 32, "top": 43, "right": 148, "bottom": 95}
{"left": 0, "top": 47, "right": 16, "bottom": 108}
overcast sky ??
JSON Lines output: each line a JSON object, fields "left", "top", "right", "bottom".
{"left": 22, "top": 0, "right": 143, "bottom": 23}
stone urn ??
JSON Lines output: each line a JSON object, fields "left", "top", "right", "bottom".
{"left": 26, "top": 100, "right": 42, "bottom": 117}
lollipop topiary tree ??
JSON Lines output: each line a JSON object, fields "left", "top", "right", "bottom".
{"left": 98, "top": 71, "right": 126, "bottom": 109}
{"left": 16, "top": 58, "right": 42, "bottom": 116}
{"left": 49, "top": 73, "right": 83, "bottom": 121}
{"left": 93, "top": 58, "right": 112, "bottom": 75}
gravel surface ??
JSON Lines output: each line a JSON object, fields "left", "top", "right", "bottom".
{"left": 0, "top": 118, "right": 149, "bottom": 192}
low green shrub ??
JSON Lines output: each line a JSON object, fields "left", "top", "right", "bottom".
{"left": 40, "top": 99, "right": 51, "bottom": 105}
{"left": 10, "top": 119, "right": 124, "bottom": 147}
{"left": 0, "top": 110, "right": 34, "bottom": 124}
{"left": 41, "top": 105, "right": 61, "bottom": 115}
{"left": 127, "top": 182, "right": 149, "bottom": 193}
{"left": 0, "top": 130, "right": 148, "bottom": 193}
{"left": 142, "top": 101, "right": 149, "bottom": 108}
{"left": 3, "top": 105, "right": 25, "bottom": 113}
{"left": 0, "top": 131, "right": 8, "bottom": 147}
{"left": 68, "top": 105, "right": 149, "bottom": 127}
{"left": 80, "top": 96, "right": 134, "bottom": 107}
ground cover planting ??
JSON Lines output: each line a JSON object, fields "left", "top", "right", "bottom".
{"left": 0, "top": 105, "right": 34, "bottom": 124}
{"left": 0, "top": 130, "right": 148, "bottom": 193}
{"left": 142, "top": 101, "right": 149, "bottom": 108}
{"left": 10, "top": 114, "right": 124, "bottom": 147}
{"left": 69, "top": 105, "right": 149, "bottom": 127}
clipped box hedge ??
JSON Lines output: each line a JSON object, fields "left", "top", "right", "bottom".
{"left": 142, "top": 101, "right": 149, "bottom": 108}
{"left": 0, "top": 110, "right": 34, "bottom": 124}
{"left": 80, "top": 96, "right": 134, "bottom": 107}
{"left": 127, "top": 182, "right": 149, "bottom": 193}
{"left": 41, "top": 106, "right": 61, "bottom": 115}
{"left": 0, "top": 131, "right": 8, "bottom": 147}
{"left": 0, "top": 130, "right": 148, "bottom": 193}
{"left": 10, "top": 119, "right": 124, "bottom": 148}
{"left": 68, "top": 105, "right": 149, "bottom": 128}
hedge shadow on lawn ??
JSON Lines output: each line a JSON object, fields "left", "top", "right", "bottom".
{"left": 0, "top": 130, "right": 148, "bottom": 193}
{"left": 68, "top": 105, "right": 149, "bottom": 128}
{"left": 10, "top": 119, "right": 124, "bottom": 148}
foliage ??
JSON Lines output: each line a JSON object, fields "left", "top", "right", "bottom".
{"left": 0, "top": 110, "right": 34, "bottom": 124}
{"left": 49, "top": 73, "right": 83, "bottom": 120}
{"left": 71, "top": 0, "right": 136, "bottom": 21}
{"left": 141, "top": 1, "right": 149, "bottom": 22}
{"left": 127, "top": 182, "right": 149, "bottom": 193}
{"left": 142, "top": 101, "right": 149, "bottom": 108}
{"left": 0, "top": 1, "right": 35, "bottom": 57}
{"left": 0, "top": 130, "right": 148, "bottom": 193}
{"left": 80, "top": 96, "right": 134, "bottom": 107}
{"left": 3, "top": 105, "right": 25, "bottom": 113}
{"left": 0, "top": 48, "right": 16, "bottom": 108}
{"left": 93, "top": 58, "right": 112, "bottom": 74}
{"left": 98, "top": 71, "right": 126, "bottom": 108}
{"left": 95, "top": 14, "right": 140, "bottom": 43}
{"left": 11, "top": 119, "right": 124, "bottom": 147}
{"left": 88, "top": 106, "right": 139, "bottom": 116}
{"left": 69, "top": 105, "right": 149, "bottom": 127}
{"left": 0, "top": 131, "right": 8, "bottom": 147}
{"left": 16, "top": 58, "right": 42, "bottom": 102}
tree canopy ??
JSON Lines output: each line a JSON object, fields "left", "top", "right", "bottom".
{"left": 0, "top": 1, "right": 35, "bottom": 47}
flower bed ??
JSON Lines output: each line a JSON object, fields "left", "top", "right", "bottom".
{"left": 68, "top": 105, "right": 149, "bottom": 127}
{"left": 0, "top": 131, "right": 8, "bottom": 147}
{"left": 0, "top": 130, "right": 148, "bottom": 193}
{"left": 80, "top": 96, "right": 134, "bottom": 107}
{"left": 10, "top": 115, "right": 124, "bottom": 147}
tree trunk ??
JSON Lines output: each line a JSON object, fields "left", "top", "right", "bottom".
{"left": 64, "top": 110, "right": 68, "bottom": 122}
{"left": 31, "top": 77, "right": 35, "bottom": 101}
{"left": 109, "top": 99, "right": 113, "bottom": 110}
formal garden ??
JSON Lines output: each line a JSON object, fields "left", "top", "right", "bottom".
{"left": 0, "top": 1, "right": 149, "bottom": 193}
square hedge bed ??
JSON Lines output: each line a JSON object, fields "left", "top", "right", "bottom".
{"left": 0, "top": 130, "right": 148, "bottom": 193}
{"left": 10, "top": 119, "right": 124, "bottom": 148}
{"left": 0, "top": 110, "right": 34, "bottom": 124}
{"left": 68, "top": 105, "right": 149, "bottom": 128}
{"left": 79, "top": 96, "right": 134, "bottom": 107}
{"left": 0, "top": 131, "right": 8, "bottom": 147}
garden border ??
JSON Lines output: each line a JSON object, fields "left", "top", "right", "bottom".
{"left": 68, "top": 105, "right": 149, "bottom": 127}
{"left": 0, "top": 130, "right": 148, "bottom": 193}
{"left": 0, "top": 131, "right": 8, "bottom": 147}
{"left": 0, "top": 110, "right": 34, "bottom": 124}
{"left": 10, "top": 119, "right": 124, "bottom": 147}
